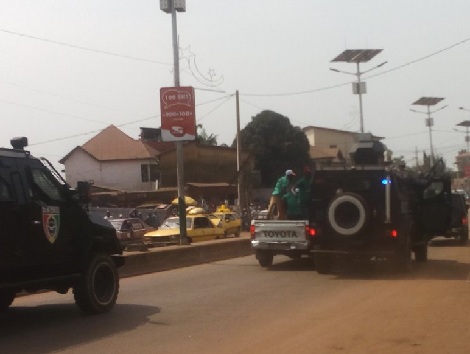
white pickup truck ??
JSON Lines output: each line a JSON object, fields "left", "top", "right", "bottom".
{"left": 250, "top": 219, "right": 314, "bottom": 267}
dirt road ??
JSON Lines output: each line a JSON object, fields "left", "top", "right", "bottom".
{"left": 2, "top": 237, "right": 470, "bottom": 354}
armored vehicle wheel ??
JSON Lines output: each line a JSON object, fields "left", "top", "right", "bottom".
{"left": 394, "top": 236, "right": 412, "bottom": 273}
{"left": 315, "top": 253, "right": 333, "bottom": 274}
{"left": 0, "top": 290, "right": 15, "bottom": 312}
{"left": 327, "top": 193, "right": 369, "bottom": 237}
{"left": 458, "top": 231, "right": 468, "bottom": 245}
{"left": 414, "top": 242, "right": 428, "bottom": 262}
{"left": 257, "top": 251, "right": 273, "bottom": 268}
{"left": 73, "top": 254, "right": 119, "bottom": 315}
{"left": 288, "top": 253, "right": 302, "bottom": 260}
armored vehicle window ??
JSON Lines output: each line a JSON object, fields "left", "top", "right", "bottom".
{"left": 11, "top": 172, "right": 27, "bottom": 204}
{"left": 31, "top": 169, "right": 63, "bottom": 202}
{"left": 0, "top": 177, "right": 12, "bottom": 201}
{"left": 423, "top": 181, "right": 444, "bottom": 200}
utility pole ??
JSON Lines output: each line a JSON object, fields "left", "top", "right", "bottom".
{"left": 236, "top": 90, "right": 243, "bottom": 211}
{"left": 415, "top": 146, "right": 419, "bottom": 167}
{"left": 161, "top": 0, "right": 188, "bottom": 244}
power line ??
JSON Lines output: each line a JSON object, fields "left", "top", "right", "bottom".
{"left": 240, "top": 35, "right": 470, "bottom": 97}
{"left": 196, "top": 94, "right": 234, "bottom": 123}
{"left": 29, "top": 94, "right": 234, "bottom": 146}
{"left": 0, "top": 28, "right": 171, "bottom": 66}
{"left": 0, "top": 98, "right": 104, "bottom": 124}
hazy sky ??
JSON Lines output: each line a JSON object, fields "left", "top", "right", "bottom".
{"left": 1, "top": 0, "right": 469, "bottom": 171}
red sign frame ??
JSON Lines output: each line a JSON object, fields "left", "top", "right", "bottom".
{"left": 160, "top": 86, "right": 196, "bottom": 142}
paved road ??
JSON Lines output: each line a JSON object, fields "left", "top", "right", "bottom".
{"left": 1, "top": 237, "right": 470, "bottom": 354}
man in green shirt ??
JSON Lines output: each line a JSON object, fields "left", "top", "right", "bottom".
{"left": 267, "top": 169, "right": 296, "bottom": 220}
{"left": 284, "top": 188, "right": 303, "bottom": 220}
{"left": 296, "top": 166, "right": 312, "bottom": 219}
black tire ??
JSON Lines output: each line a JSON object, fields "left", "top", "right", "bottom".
{"left": 235, "top": 228, "right": 241, "bottom": 237}
{"left": 289, "top": 253, "right": 302, "bottom": 260}
{"left": 327, "top": 193, "right": 369, "bottom": 236}
{"left": 0, "top": 290, "right": 15, "bottom": 312}
{"left": 458, "top": 230, "right": 468, "bottom": 245}
{"left": 315, "top": 253, "right": 333, "bottom": 274}
{"left": 414, "top": 242, "right": 428, "bottom": 262}
{"left": 394, "top": 236, "right": 412, "bottom": 273}
{"left": 73, "top": 254, "right": 119, "bottom": 315}
{"left": 257, "top": 251, "right": 273, "bottom": 268}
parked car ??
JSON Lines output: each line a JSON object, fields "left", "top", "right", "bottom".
{"left": 209, "top": 211, "right": 241, "bottom": 237}
{"left": 144, "top": 214, "right": 224, "bottom": 246}
{"left": 441, "top": 191, "right": 469, "bottom": 245}
{"left": 107, "top": 218, "right": 155, "bottom": 250}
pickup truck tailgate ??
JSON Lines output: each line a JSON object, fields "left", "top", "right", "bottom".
{"left": 251, "top": 220, "right": 309, "bottom": 250}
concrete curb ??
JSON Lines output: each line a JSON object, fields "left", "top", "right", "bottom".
{"left": 119, "top": 234, "right": 253, "bottom": 278}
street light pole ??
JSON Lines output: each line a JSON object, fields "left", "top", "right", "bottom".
{"left": 356, "top": 63, "right": 365, "bottom": 134}
{"left": 330, "top": 49, "right": 386, "bottom": 134}
{"left": 162, "top": 0, "right": 188, "bottom": 244}
{"left": 458, "top": 107, "right": 470, "bottom": 153}
{"left": 236, "top": 90, "right": 243, "bottom": 210}
{"left": 410, "top": 97, "right": 446, "bottom": 166}
{"left": 426, "top": 105, "right": 435, "bottom": 165}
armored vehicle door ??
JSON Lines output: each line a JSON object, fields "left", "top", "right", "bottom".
{"left": 20, "top": 157, "right": 80, "bottom": 266}
{"left": 0, "top": 154, "right": 30, "bottom": 270}
{"left": 418, "top": 178, "right": 452, "bottom": 237}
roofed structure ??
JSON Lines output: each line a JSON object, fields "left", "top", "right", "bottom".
{"left": 60, "top": 125, "right": 158, "bottom": 164}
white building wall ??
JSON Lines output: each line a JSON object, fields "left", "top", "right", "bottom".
{"left": 64, "top": 150, "right": 157, "bottom": 191}
{"left": 64, "top": 150, "right": 101, "bottom": 188}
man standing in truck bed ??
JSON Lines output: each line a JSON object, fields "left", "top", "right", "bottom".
{"left": 296, "top": 166, "right": 312, "bottom": 219}
{"left": 267, "top": 169, "right": 296, "bottom": 220}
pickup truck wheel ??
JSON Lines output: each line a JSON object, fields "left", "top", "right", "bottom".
{"left": 414, "top": 242, "right": 428, "bottom": 262}
{"left": 235, "top": 228, "right": 241, "bottom": 237}
{"left": 315, "top": 253, "right": 333, "bottom": 274}
{"left": 257, "top": 251, "right": 273, "bottom": 267}
{"left": 73, "top": 254, "right": 119, "bottom": 315}
{"left": 0, "top": 290, "right": 15, "bottom": 312}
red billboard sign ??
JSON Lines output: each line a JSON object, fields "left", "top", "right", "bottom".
{"left": 160, "top": 86, "right": 196, "bottom": 142}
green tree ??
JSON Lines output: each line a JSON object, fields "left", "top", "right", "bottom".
{"left": 236, "top": 110, "right": 310, "bottom": 187}
{"left": 196, "top": 124, "right": 218, "bottom": 146}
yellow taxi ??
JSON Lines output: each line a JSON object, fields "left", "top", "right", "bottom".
{"left": 143, "top": 214, "right": 224, "bottom": 246}
{"left": 208, "top": 206, "right": 242, "bottom": 238}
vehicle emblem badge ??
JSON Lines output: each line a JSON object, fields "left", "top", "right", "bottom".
{"left": 42, "top": 206, "right": 60, "bottom": 243}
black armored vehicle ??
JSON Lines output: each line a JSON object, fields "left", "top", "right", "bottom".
{"left": 310, "top": 135, "right": 452, "bottom": 273}
{"left": 0, "top": 137, "right": 124, "bottom": 314}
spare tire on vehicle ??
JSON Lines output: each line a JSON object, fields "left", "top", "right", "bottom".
{"left": 327, "top": 193, "right": 369, "bottom": 236}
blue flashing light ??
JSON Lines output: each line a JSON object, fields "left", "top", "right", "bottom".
{"left": 381, "top": 178, "right": 391, "bottom": 185}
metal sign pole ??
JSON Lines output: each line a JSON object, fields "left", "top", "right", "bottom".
{"left": 170, "top": 1, "right": 187, "bottom": 244}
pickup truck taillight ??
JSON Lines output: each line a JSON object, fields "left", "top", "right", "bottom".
{"left": 307, "top": 226, "right": 316, "bottom": 237}
{"left": 250, "top": 224, "right": 255, "bottom": 239}
{"left": 462, "top": 216, "right": 468, "bottom": 226}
